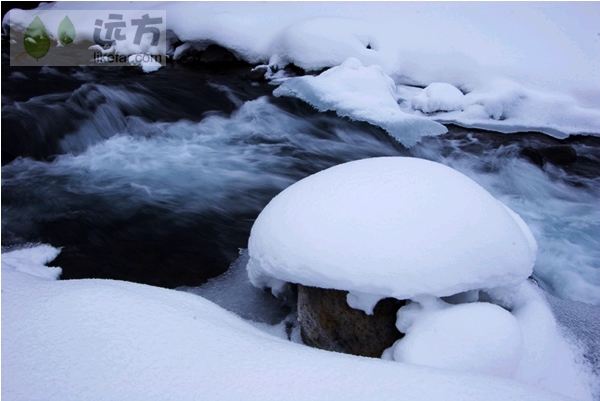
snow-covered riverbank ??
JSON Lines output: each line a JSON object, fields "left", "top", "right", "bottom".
{"left": 2, "top": 2, "right": 599, "bottom": 400}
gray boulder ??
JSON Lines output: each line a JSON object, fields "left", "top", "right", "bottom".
{"left": 297, "top": 284, "right": 403, "bottom": 357}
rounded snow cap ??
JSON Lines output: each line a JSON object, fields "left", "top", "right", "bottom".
{"left": 247, "top": 157, "right": 537, "bottom": 301}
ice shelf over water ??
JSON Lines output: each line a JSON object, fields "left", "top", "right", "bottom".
{"left": 273, "top": 58, "right": 448, "bottom": 146}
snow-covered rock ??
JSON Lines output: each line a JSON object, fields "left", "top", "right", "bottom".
{"left": 267, "top": 17, "right": 381, "bottom": 72}
{"left": 411, "top": 82, "right": 464, "bottom": 113}
{"left": 128, "top": 54, "right": 162, "bottom": 73}
{"left": 247, "top": 156, "right": 537, "bottom": 305}
{"left": 245, "top": 155, "right": 542, "bottom": 368}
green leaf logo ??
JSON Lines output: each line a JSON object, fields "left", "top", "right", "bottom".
{"left": 24, "top": 16, "right": 50, "bottom": 60}
{"left": 57, "top": 15, "right": 76, "bottom": 45}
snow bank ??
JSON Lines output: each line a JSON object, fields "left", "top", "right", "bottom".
{"left": 248, "top": 157, "right": 536, "bottom": 302}
{"left": 402, "top": 79, "right": 600, "bottom": 139}
{"left": 267, "top": 17, "right": 382, "bottom": 72}
{"left": 4, "top": 2, "right": 599, "bottom": 137}
{"left": 2, "top": 245, "right": 576, "bottom": 401}
{"left": 273, "top": 58, "right": 447, "bottom": 147}
{"left": 487, "top": 283, "right": 597, "bottom": 401}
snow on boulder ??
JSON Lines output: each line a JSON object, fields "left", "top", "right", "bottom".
{"left": 273, "top": 58, "right": 448, "bottom": 147}
{"left": 247, "top": 156, "right": 537, "bottom": 305}
{"left": 411, "top": 82, "right": 464, "bottom": 113}
{"left": 128, "top": 54, "right": 163, "bottom": 73}
{"left": 391, "top": 296, "right": 523, "bottom": 377}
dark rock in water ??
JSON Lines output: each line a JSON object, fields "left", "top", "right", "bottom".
{"left": 246, "top": 66, "right": 268, "bottom": 82}
{"left": 520, "top": 147, "right": 545, "bottom": 168}
{"left": 284, "top": 63, "right": 330, "bottom": 77}
{"left": 297, "top": 284, "right": 404, "bottom": 357}
{"left": 199, "top": 44, "right": 241, "bottom": 64}
{"left": 521, "top": 145, "right": 577, "bottom": 167}
{"left": 177, "top": 44, "right": 249, "bottom": 69}
{"left": 284, "top": 63, "right": 307, "bottom": 77}
{"left": 540, "top": 145, "right": 577, "bottom": 165}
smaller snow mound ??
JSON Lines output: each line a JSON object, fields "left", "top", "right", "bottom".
{"left": 128, "top": 54, "right": 163, "bottom": 73}
{"left": 392, "top": 297, "right": 523, "bottom": 378}
{"left": 411, "top": 82, "right": 464, "bottom": 113}
{"left": 400, "top": 78, "right": 600, "bottom": 139}
{"left": 273, "top": 58, "right": 447, "bottom": 147}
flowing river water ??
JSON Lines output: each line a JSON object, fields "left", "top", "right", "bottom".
{"left": 2, "top": 46, "right": 600, "bottom": 362}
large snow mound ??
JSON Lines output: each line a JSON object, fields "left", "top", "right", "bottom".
{"left": 247, "top": 157, "right": 537, "bottom": 301}
{"left": 273, "top": 58, "right": 447, "bottom": 147}
{"left": 2, "top": 245, "right": 576, "bottom": 401}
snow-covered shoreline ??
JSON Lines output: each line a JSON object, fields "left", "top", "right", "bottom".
{"left": 4, "top": 1, "right": 600, "bottom": 141}
{"left": 2, "top": 244, "right": 595, "bottom": 401}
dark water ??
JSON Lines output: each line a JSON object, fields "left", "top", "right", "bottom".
{"left": 1, "top": 53, "right": 404, "bottom": 287}
{"left": 2, "top": 41, "right": 600, "bottom": 298}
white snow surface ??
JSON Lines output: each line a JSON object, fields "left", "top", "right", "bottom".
{"left": 2, "top": 245, "right": 581, "bottom": 401}
{"left": 392, "top": 297, "right": 523, "bottom": 378}
{"left": 273, "top": 58, "right": 448, "bottom": 147}
{"left": 4, "top": 1, "right": 599, "bottom": 137}
{"left": 127, "top": 54, "right": 162, "bottom": 73}
{"left": 387, "top": 285, "right": 597, "bottom": 401}
{"left": 487, "top": 282, "right": 598, "bottom": 401}
{"left": 412, "top": 82, "right": 465, "bottom": 114}
{"left": 248, "top": 157, "right": 536, "bottom": 302}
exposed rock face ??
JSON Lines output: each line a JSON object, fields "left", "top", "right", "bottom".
{"left": 297, "top": 284, "right": 404, "bottom": 357}
{"left": 246, "top": 66, "right": 268, "bottom": 82}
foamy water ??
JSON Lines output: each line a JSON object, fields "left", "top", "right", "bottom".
{"left": 2, "top": 69, "right": 599, "bottom": 306}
